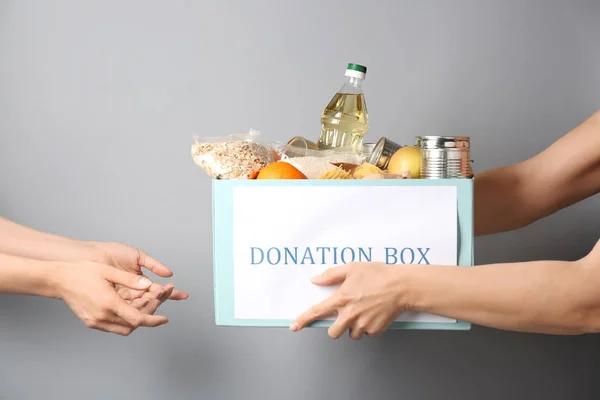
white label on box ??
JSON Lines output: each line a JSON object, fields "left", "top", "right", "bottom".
{"left": 232, "top": 185, "right": 457, "bottom": 323}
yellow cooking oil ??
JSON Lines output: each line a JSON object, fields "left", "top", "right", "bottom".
{"left": 317, "top": 63, "right": 369, "bottom": 153}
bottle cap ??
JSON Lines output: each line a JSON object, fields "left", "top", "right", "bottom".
{"left": 345, "top": 63, "right": 367, "bottom": 79}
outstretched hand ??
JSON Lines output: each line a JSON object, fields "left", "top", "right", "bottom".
{"left": 89, "top": 242, "right": 189, "bottom": 303}
{"left": 55, "top": 261, "right": 170, "bottom": 336}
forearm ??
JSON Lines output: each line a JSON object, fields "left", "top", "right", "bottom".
{"left": 475, "top": 109, "right": 600, "bottom": 236}
{"left": 0, "top": 216, "right": 95, "bottom": 262}
{"left": 474, "top": 164, "right": 532, "bottom": 235}
{"left": 0, "top": 252, "right": 60, "bottom": 298}
{"left": 407, "top": 258, "right": 600, "bottom": 334}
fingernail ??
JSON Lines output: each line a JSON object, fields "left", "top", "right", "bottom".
{"left": 310, "top": 275, "right": 320, "bottom": 282}
{"left": 139, "top": 277, "right": 152, "bottom": 287}
{"left": 289, "top": 322, "right": 299, "bottom": 332}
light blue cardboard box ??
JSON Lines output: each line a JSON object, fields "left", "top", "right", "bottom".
{"left": 213, "top": 178, "right": 474, "bottom": 331}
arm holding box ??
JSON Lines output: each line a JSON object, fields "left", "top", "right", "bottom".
{"left": 408, "top": 243, "right": 600, "bottom": 335}
{"left": 293, "top": 109, "right": 600, "bottom": 338}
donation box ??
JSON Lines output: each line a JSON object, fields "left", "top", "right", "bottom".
{"left": 212, "top": 178, "right": 474, "bottom": 331}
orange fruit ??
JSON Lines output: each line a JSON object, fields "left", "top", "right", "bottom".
{"left": 256, "top": 161, "right": 307, "bottom": 180}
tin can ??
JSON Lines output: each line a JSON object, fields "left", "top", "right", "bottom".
{"left": 416, "top": 136, "right": 471, "bottom": 179}
{"left": 368, "top": 137, "right": 403, "bottom": 169}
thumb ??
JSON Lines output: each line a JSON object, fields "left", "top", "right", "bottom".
{"left": 137, "top": 249, "right": 173, "bottom": 278}
{"left": 311, "top": 264, "right": 350, "bottom": 286}
{"left": 104, "top": 267, "right": 153, "bottom": 290}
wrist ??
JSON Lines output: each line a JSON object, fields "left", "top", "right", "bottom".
{"left": 41, "top": 261, "right": 69, "bottom": 299}
{"left": 397, "top": 265, "right": 430, "bottom": 313}
{"left": 81, "top": 241, "right": 110, "bottom": 264}
{"left": 0, "top": 253, "right": 72, "bottom": 299}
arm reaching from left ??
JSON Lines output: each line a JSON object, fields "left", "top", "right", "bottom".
{"left": 0, "top": 216, "right": 96, "bottom": 262}
{"left": 0, "top": 252, "right": 169, "bottom": 336}
{"left": 291, "top": 240, "right": 600, "bottom": 338}
{"left": 0, "top": 216, "right": 189, "bottom": 302}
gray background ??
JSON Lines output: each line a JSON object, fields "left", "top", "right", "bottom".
{"left": 1, "top": 0, "right": 599, "bottom": 399}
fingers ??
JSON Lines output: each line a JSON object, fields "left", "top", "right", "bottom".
{"left": 145, "top": 282, "right": 188, "bottom": 301}
{"left": 116, "top": 285, "right": 135, "bottom": 301}
{"left": 290, "top": 265, "right": 354, "bottom": 332}
{"left": 92, "top": 321, "right": 134, "bottom": 336}
{"left": 122, "top": 282, "right": 186, "bottom": 312}
{"left": 131, "top": 284, "right": 173, "bottom": 315}
{"left": 140, "top": 300, "right": 162, "bottom": 316}
{"left": 311, "top": 264, "right": 351, "bottom": 286}
{"left": 331, "top": 316, "right": 390, "bottom": 340}
{"left": 145, "top": 282, "right": 169, "bottom": 297}
{"left": 131, "top": 297, "right": 162, "bottom": 316}
{"left": 130, "top": 297, "right": 151, "bottom": 309}
{"left": 349, "top": 327, "right": 365, "bottom": 340}
{"left": 291, "top": 304, "right": 392, "bottom": 339}
{"left": 327, "top": 313, "right": 353, "bottom": 339}
{"left": 367, "top": 315, "right": 396, "bottom": 338}
{"left": 158, "top": 284, "right": 175, "bottom": 302}
{"left": 290, "top": 296, "right": 340, "bottom": 332}
{"left": 112, "top": 296, "right": 169, "bottom": 328}
{"left": 142, "top": 283, "right": 173, "bottom": 303}
{"left": 169, "top": 289, "right": 190, "bottom": 300}
{"left": 290, "top": 262, "right": 399, "bottom": 340}
{"left": 116, "top": 285, "right": 145, "bottom": 301}
{"left": 137, "top": 249, "right": 173, "bottom": 278}
{"left": 104, "top": 268, "right": 153, "bottom": 290}
{"left": 348, "top": 316, "right": 371, "bottom": 340}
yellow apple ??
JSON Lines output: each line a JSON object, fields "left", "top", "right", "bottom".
{"left": 387, "top": 146, "right": 422, "bottom": 178}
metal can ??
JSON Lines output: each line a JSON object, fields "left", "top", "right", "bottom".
{"left": 416, "top": 136, "right": 471, "bottom": 179}
{"left": 367, "top": 137, "right": 403, "bottom": 169}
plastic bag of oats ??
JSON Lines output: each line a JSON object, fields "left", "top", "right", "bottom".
{"left": 191, "top": 129, "right": 275, "bottom": 179}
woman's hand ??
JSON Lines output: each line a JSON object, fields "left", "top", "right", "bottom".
{"left": 89, "top": 242, "right": 189, "bottom": 302}
{"left": 129, "top": 283, "right": 175, "bottom": 316}
{"left": 0, "top": 218, "right": 188, "bottom": 308}
{"left": 55, "top": 261, "right": 170, "bottom": 336}
{"left": 290, "top": 262, "right": 411, "bottom": 339}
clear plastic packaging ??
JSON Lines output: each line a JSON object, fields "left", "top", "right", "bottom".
{"left": 191, "top": 129, "right": 275, "bottom": 179}
{"left": 280, "top": 145, "right": 363, "bottom": 179}
{"left": 268, "top": 141, "right": 287, "bottom": 161}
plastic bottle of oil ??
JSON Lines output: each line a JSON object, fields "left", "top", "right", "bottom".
{"left": 317, "top": 63, "right": 369, "bottom": 153}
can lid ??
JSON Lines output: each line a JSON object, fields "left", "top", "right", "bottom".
{"left": 416, "top": 136, "right": 470, "bottom": 149}
{"left": 345, "top": 63, "right": 367, "bottom": 79}
{"left": 367, "top": 138, "right": 383, "bottom": 165}
{"left": 368, "top": 137, "right": 403, "bottom": 169}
